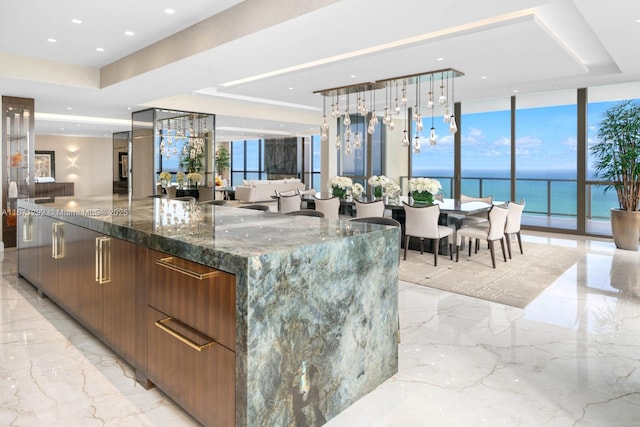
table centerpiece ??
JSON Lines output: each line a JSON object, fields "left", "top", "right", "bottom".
{"left": 408, "top": 177, "right": 441, "bottom": 204}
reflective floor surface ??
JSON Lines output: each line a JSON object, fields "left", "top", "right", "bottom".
{"left": 1, "top": 231, "right": 639, "bottom": 426}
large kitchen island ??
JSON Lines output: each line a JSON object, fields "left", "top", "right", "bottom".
{"left": 17, "top": 195, "right": 399, "bottom": 426}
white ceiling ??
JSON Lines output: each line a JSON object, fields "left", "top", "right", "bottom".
{"left": 1, "top": 0, "right": 639, "bottom": 141}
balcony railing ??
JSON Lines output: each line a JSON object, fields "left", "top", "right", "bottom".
{"left": 428, "top": 175, "right": 617, "bottom": 221}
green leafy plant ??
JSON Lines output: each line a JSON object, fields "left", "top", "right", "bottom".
{"left": 215, "top": 147, "right": 230, "bottom": 175}
{"left": 591, "top": 100, "right": 640, "bottom": 211}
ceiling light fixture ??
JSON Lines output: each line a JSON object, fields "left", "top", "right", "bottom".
{"left": 124, "top": 30, "right": 135, "bottom": 36}
{"left": 96, "top": 47, "right": 104, "bottom": 52}
{"left": 47, "top": 38, "right": 56, "bottom": 43}
{"left": 164, "top": 8, "right": 175, "bottom": 14}
{"left": 314, "top": 68, "right": 462, "bottom": 155}
{"left": 71, "top": 18, "right": 82, "bottom": 24}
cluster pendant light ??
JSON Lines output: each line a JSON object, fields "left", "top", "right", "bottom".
{"left": 314, "top": 68, "right": 463, "bottom": 156}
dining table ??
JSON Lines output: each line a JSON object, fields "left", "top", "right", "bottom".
{"left": 302, "top": 194, "right": 495, "bottom": 254}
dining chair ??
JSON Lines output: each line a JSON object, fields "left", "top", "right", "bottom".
{"left": 286, "top": 209, "right": 325, "bottom": 218}
{"left": 313, "top": 196, "right": 340, "bottom": 220}
{"left": 460, "top": 194, "right": 493, "bottom": 226}
{"left": 239, "top": 204, "right": 270, "bottom": 211}
{"left": 402, "top": 202, "right": 454, "bottom": 266}
{"left": 165, "top": 186, "right": 177, "bottom": 199}
{"left": 354, "top": 200, "right": 385, "bottom": 218}
{"left": 279, "top": 193, "right": 302, "bottom": 214}
{"left": 200, "top": 199, "right": 227, "bottom": 206}
{"left": 455, "top": 204, "right": 509, "bottom": 268}
{"left": 350, "top": 217, "right": 400, "bottom": 227}
{"left": 504, "top": 199, "right": 526, "bottom": 259}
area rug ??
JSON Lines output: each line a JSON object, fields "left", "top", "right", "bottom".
{"left": 399, "top": 241, "right": 585, "bottom": 308}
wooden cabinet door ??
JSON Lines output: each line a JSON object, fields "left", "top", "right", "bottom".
{"left": 17, "top": 210, "right": 41, "bottom": 287}
{"left": 75, "top": 226, "right": 103, "bottom": 337}
{"left": 38, "top": 216, "right": 58, "bottom": 299}
{"left": 148, "top": 306, "right": 235, "bottom": 427}
{"left": 101, "top": 237, "right": 137, "bottom": 362}
{"left": 56, "top": 223, "right": 79, "bottom": 316}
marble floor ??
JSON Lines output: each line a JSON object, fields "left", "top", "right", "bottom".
{"left": 1, "top": 231, "right": 639, "bottom": 426}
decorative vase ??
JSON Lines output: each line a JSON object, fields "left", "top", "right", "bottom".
{"left": 332, "top": 186, "right": 346, "bottom": 200}
{"left": 412, "top": 191, "right": 433, "bottom": 204}
{"left": 189, "top": 180, "right": 199, "bottom": 190}
{"left": 373, "top": 186, "right": 384, "bottom": 199}
{"left": 611, "top": 209, "right": 640, "bottom": 251}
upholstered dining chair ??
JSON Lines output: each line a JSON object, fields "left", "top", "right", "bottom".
{"left": 504, "top": 199, "right": 526, "bottom": 259}
{"left": 286, "top": 209, "right": 325, "bottom": 218}
{"left": 456, "top": 204, "right": 509, "bottom": 268}
{"left": 402, "top": 202, "right": 454, "bottom": 266}
{"left": 165, "top": 186, "right": 177, "bottom": 199}
{"left": 279, "top": 193, "right": 302, "bottom": 214}
{"left": 313, "top": 196, "right": 340, "bottom": 220}
{"left": 239, "top": 204, "right": 271, "bottom": 211}
{"left": 354, "top": 200, "right": 385, "bottom": 218}
{"left": 459, "top": 194, "right": 493, "bottom": 226}
{"left": 200, "top": 199, "right": 227, "bottom": 206}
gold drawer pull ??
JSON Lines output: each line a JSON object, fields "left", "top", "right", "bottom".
{"left": 155, "top": 317, "right": 215, "bottom": 352}
{"left": 52, "top": 222, "right": 65, "bottom": 259}
{"left": 155, "top": 257, "right": 219, "bottom": 280}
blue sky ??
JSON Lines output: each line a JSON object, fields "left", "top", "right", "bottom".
{"left": 412, "top": 100, "right": 616, "bottom": 178}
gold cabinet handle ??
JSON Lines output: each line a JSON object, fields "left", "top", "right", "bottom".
{"left": 22, "top": 211, "right": 33, "bottom": 243}
{"left": 95, "top": 236, "right": 111, "bottom": 284}
{"left": 52, "top": 222, "right": 65, "bottom": 259}
{"left": 155, "top": 317, "right": 215, "bottom": 352}
{"left": 155, "top": 257, "right": 219, "bottom": 280}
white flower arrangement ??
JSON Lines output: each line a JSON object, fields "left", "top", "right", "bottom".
{"left": 351, "top": 183, "right": 364, "bottom": 198}
{"left": 327, "top": 176, "right": 353, "bottom": 190}
{"left": 367, "top": 175, "right": 390, "bottom": 187}
{"left": 385, "top": 180, "right": 401, "bottom": 197}
{"left": 187, "top": 172, "right": 202, "bottom": 183}
{"left": 159, "top": 171, "right": 172, "bottom": 182}
{"left": 176, "top": 171, "right": 186, "bottom": 183}
{"left": 408, "top": 177, "right": 441, "bottom": 195}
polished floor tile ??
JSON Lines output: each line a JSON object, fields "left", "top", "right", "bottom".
{"left": 1, "top": 232, "right": 639, "bottom": 426}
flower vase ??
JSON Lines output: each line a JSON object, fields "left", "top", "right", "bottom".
{"left": 332, "top": 186, "right": 346, "bottom": 200}
{"left": 412, "top": 191, "right": 433, "bottom": 204}
{"left": 373, "top": 186, "right": 383, "bottom": 200}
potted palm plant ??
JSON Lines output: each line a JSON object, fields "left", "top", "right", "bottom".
{"left": 215, "top": 147, "right": 230, "bottom": 178}
{"left": 591, "top": 100, "right": 640, "bottom": 250}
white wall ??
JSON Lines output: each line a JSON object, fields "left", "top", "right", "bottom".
{"left": 35, "top": 134, "right": 112, "bottom": 196}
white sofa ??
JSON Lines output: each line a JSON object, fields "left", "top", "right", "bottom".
{"left": 235, "top": 178, "right": 306, "bottom": 203}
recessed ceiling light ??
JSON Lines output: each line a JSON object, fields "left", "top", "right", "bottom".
{"left": 288, "top": 87, "right": 294, "bottom": 90}
{"left": 127, "top": 107, "right": 132, "bottom": 110}
{"left": 66, "top": 107, "right": 72, "bottom": 110}
{"left": 124, "top": 30, "right": 135, "bottom": 36}
{"left": 436, "top": 57, "right": 444, "bottom": 61}
{"left": 96, "top": 47, "right": 104, "bottom": 52}
{"left": 47, "top": 38, "right": 57, "bottom": 43}
{"left": 513, "top": 89, "right": 519, "bottom": 93}
{"left": 71, "top": 18, "right": 82, "bottom": 24}
{"left": 350, "top": 74, "right": 357, "bottom": 78}
{"left": 481, "top": 76, "right": 488, "bottom": 80}
{"left": 164, "top": 8, "right": 175, "bottom": 14}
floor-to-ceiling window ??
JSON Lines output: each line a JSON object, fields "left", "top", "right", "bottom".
{"left": 307, "top": 135, "right": 322, "bottom": 191}
{"left": 412, "top": 109, "right": 455, "bottom": 196}
{"left": 585, "top": 84, "right": 640, "bottom": 235}
{"left": 230, "top": 139, "right": 265, "bottom": 185}
{"left": 516, "top": 92, "right": 577, "bottom": 230}
{"left": 460, "top": 99, "right": 511, "bottom": 201}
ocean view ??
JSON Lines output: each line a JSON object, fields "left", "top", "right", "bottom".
{"left": 416, "top": 168, "right": 618, "bottom": 220}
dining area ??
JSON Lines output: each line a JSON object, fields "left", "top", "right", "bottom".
{"left": 265, "top": 177, "right": 526, "bottom": 270}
